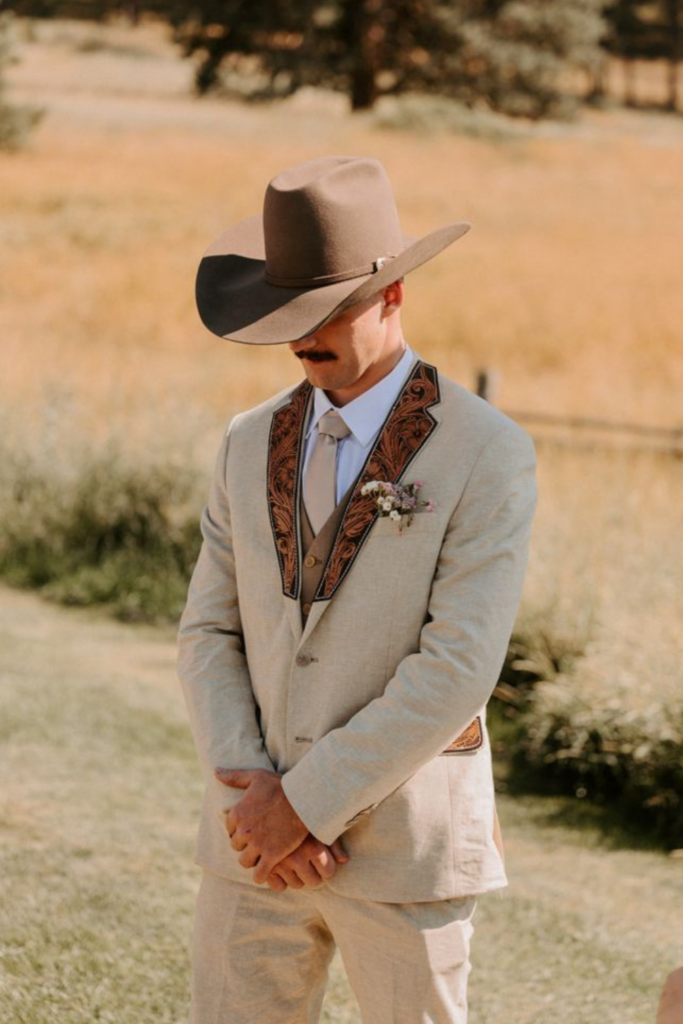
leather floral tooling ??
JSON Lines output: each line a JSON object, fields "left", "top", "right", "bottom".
{"left": 267, "top": 378, "right": 312, "bottom": 599}
{"left": 442, "top": 716, "right": 483, "bottom": 754}
{"left": 267, "top": 360, "right": 440, "bottom": 601}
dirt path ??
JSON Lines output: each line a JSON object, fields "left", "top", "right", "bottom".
{"left": 0, "top": 585, "right": 681, "bottom": 1024}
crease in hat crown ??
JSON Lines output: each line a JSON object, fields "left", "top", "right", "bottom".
{"left": 262, "top": 156, "right": 404, "bottom": 288}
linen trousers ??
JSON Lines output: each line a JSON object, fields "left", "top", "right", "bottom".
{"left": 190, "top": 870, "right": 477, "bottom": 1024}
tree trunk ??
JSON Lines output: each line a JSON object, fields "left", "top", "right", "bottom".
{"left": 665, "top": 0, "right": 680, "bottom": 111}
{"left": 586, "top": 60, "right": 606, "bottom": 102}
{"left": 624, "top": 56, "right": 637, "bottom": 107}
{"left": 351, "top": 65, "right": 378, "bottom": 110}
{"left": 349, "top": 0, "right": 382, "bottom": 111}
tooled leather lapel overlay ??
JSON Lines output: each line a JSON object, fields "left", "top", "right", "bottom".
{"left": 267, "top": 379, "right": 312, "bottom": 599}
{"left": 316, "top": 360, "right": 440, "bottom": 601}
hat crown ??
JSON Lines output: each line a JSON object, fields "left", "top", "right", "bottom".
{"left": 263, "top": 156, "right": 404, "bottom": 287}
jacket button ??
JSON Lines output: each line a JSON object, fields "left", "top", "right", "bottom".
{"left": 304, "top": 554, "right": 317, "bottom": 568}
{"left": 302, "top": 602, "right": 312, "bottom": 616}
{"left": 295, "top": 653, "right": 312, "bottom": 667}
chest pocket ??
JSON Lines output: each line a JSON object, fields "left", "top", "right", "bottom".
{"left": 371, "top": 512, "right": 444, "bottom": 539}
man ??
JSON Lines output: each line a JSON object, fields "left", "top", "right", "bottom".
{"left": 178, "top": 155, "right": 536, "bottom": 1024}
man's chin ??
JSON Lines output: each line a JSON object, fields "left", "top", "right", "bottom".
{"left": 301, "top": 364, "right": 345, "bottom": 390}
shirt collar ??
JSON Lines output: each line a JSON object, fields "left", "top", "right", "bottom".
{"left": 307, "top": 346, "right": 414, "bottom": 446}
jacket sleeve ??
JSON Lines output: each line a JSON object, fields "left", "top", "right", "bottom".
{"left": 177, "top": 419, "right": 276, "bottom": 789}
{"left": 281, "top": 422, "right": 537, "bottom": 844}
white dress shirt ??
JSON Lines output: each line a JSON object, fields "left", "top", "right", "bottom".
{"left": 302, "top": 346, "right": 414, "bottom": 504}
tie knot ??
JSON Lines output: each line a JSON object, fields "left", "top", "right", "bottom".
{"left": 317, "top": 410, "right": 351, "bottom": 442}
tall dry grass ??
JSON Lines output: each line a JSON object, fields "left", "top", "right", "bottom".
{"left": 495, "top": 437, "right": 683, "bottom": 840}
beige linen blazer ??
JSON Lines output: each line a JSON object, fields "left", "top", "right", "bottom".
{"left": 177, "top": 356, "right": 537, "bottom": 902}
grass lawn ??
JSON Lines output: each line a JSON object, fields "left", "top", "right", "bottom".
{"left": 0, "top": 585, "right": 681, "bottom": 1024}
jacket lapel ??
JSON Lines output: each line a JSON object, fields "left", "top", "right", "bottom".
{"left": 266, "top": 380, "right": 312, "bottom": 640}
{"left": 316, "top": 358, "right": 440, "bottom": 601}
{"left": 266, "top": 360, "right": 440, "bottom": 641}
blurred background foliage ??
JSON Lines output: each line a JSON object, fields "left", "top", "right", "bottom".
{"left": 3, "top": 0, "right": 683, "bottom": 118}
{"left": 0, "top": 12, "right": 42, "bottom": 147}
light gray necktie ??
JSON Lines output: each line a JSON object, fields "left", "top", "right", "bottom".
{"left": 304, "top": 410, "right": 351, "bottom": 535}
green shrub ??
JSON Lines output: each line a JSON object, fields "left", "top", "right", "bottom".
{"left": 490, "top": 629, "right": 683, "bottom": 848}
{"left": 0, "top": 441, "right": 202, "bottom": 622}
{"left": 490, "top": 627, "right": 585, "bottom": 755}
{"left": 510, "top": 684, "right": 683, "bottom": 847}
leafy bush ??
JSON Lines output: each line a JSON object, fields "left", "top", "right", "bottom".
{"left": 490, "top": 630, "right": 683, "bottom": 848}
{"left": 511, "top": 682, "right": 683, "bottom": 848}
{"left": 0, "top": 440, "right": 202, "bottom": 622}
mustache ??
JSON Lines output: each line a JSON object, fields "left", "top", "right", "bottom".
{"left": 295, "top": 350, "right": 338, "bottom": 363}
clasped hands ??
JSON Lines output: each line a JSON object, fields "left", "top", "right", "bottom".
{"left": 215, "top": 767, "right": 348, "bottom": 892}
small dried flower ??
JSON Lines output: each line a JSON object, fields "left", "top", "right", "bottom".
{"left": 362, "top": 479, "right": 435, "bottom": 531}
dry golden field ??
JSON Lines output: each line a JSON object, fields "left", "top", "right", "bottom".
{"left": 3, "top": 16, "right": 683, "bottom": 434}
{"left": 2, "top": 19, "right": 682, "bottom": 729}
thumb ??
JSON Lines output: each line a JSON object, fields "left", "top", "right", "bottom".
{"left": 214, "top": 768, "right": 253, "bottom": 789}
{"left": 329, "top": 838, "right": 349, "bottom": 863}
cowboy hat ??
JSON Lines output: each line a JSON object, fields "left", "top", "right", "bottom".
{"left": 196, "top": 155, "right": 470, "bottom": 345}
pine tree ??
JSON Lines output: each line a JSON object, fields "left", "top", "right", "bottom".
{"left": 426, "top": 0, "right": 607, "bottom": 118}
{"left": 170, "top": 0, "right": 606, "bottom": 119}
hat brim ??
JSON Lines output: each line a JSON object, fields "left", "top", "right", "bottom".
{"left": 196, "top": 214, "right": 470, "bottom": 345}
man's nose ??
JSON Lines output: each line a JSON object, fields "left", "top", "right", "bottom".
{"left": 289, "top": 336, "right": 317, "bottom": 354}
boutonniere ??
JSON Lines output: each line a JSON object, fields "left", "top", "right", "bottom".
{"left": 361, "top": 479, "right": 436, "bottom": 532}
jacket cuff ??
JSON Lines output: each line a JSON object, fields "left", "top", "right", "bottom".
{"left": 282, "top": 764, "right": 375, "bottom": 844}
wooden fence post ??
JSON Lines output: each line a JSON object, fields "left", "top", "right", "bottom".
{"left": 475, "top": 368, "right": 500, "bottom": 404}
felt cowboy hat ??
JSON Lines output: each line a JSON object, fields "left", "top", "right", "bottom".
{"left": 196, "top": 155, "right": 470, "bottom": 345}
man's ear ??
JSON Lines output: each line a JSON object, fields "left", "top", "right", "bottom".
{"left": 382, "top": 279, "right": 405, "bottom": 314}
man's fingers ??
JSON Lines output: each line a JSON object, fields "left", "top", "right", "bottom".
{"left": 295, "top": 861, "right": 325, "bottom": 888}
{"left": 311, "top": 847, "right": 336, "bottom": 880}
{"left": 286, "top": 844, "right": 330, "bottom": 887}
{"left": 273, "top": 852, "right": 323, "bottom": 889}
{"left": 215, "top": 768, "right": 253, "bottom": 790}
{"left": 238, "top": 848, "right": 260, "bottom": 869}
{"left": 329, "top": 838, "right": 349, "bottom": 863}
{"left": 229, "top": 831, "right": 249, "bottom": 852}
{"left": 272, "top": 865, "right": 304, "bottom": 890}
{"left": 263, "top": 836, "right": 346, "bottom": 890}
{"left": 252, "top": 855, "right": 280, "bottom": 885}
